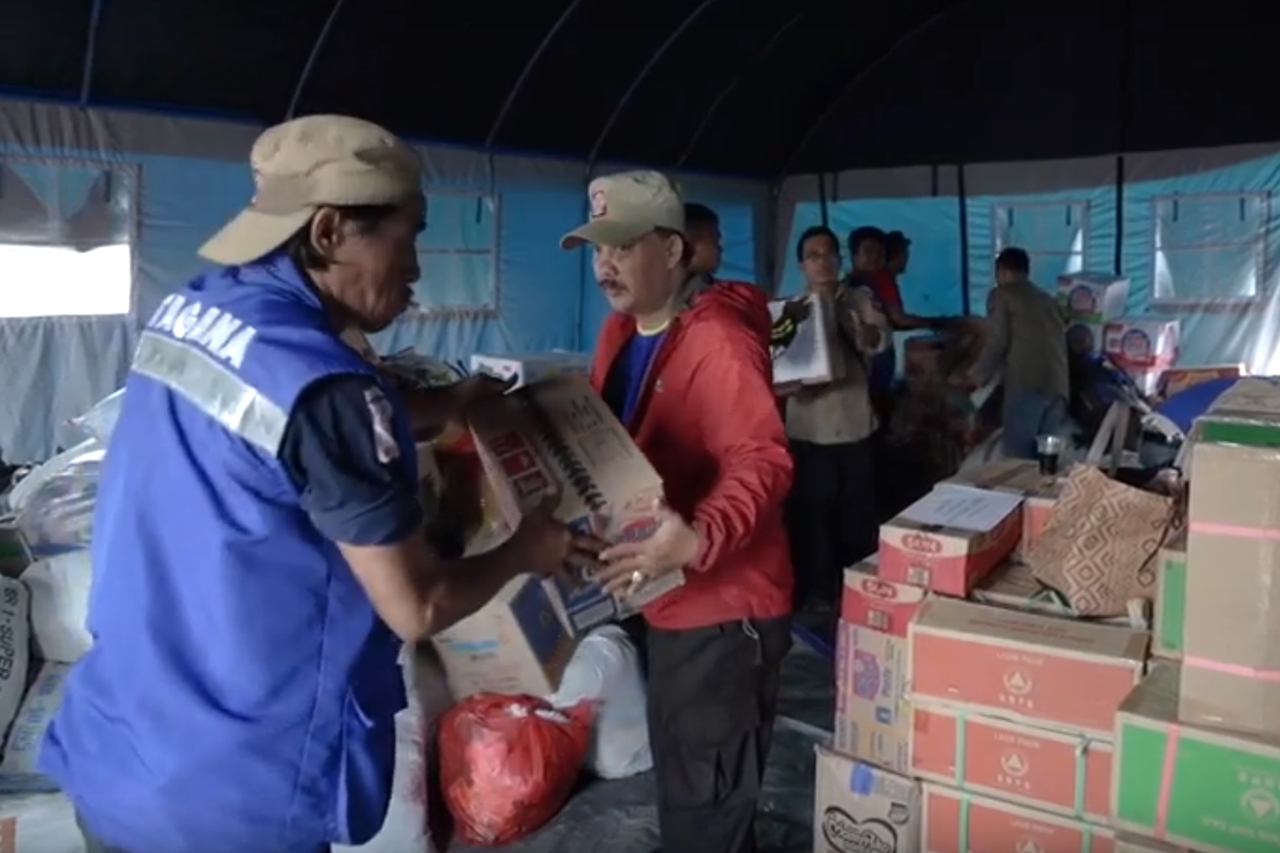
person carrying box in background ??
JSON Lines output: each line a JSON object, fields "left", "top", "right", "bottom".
{"left": 560, "top": 170, "right": 793, "bottom": 853}
{"left": 969, "top": 246, "right": 1074, "bottom": 459}
{"left": 39, "top": 115, "right": 603, "bottom": 853}
{"left": 785, "top": 224, "right": 890, "bottom": 611}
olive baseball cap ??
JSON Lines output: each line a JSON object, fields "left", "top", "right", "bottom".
{"left": 560, "top": 170, "right": 685, "bottom": 250}
{"left": 198, "top": 115, "right": 423, "bottom": 266}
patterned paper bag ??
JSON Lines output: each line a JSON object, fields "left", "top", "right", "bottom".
{"left": 1026, "top": 465, "right": 1176, "bottom": 617}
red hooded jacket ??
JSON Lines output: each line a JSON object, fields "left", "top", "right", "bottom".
{"left": 591, "top": 278, "right": 794, "bottom": 629}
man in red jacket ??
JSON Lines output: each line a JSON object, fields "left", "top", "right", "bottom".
{"left": 561, "top": 170, "right": 793, "bottom": 853}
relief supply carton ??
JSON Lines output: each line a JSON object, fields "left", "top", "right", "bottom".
{"left": 972, "top": 562, "right": 1137, "bottom": 626}
{"left": 909, "top": 597, "right": 1147, "bottom": 738}
{"left": 468, "top": 376, "right": 681, "bottom": 634}
{"left": 911, "top": 704, "right": 1112, "bottom": 823}
{"left": 469, "top": 351, "right": 591, "bottom": 388}
{"left": 1113, "top": 661, "right": 1280, "bottom": 853}
{"left": 813, "top": 744, "right": 922, "bottom": 853}
{"left": 943, "top": 459, "right": 1067, "bottom": 561}
{"left": 835, "top": 565, "right": 927, "bottom": 773}
{"left": 1157, "top": 364, "right": 1245, "bottom": 399}
{"left": 878, "top": 485, "right": 1022, "bottom": 596}
{"left": 1180, "top": 378, "right": 1280, "bottom": 733}
{"left": 1114, "top": 834, "right": 1188, "bottom": 853}
{"left": 1057, "top": 271, "right": 1130, "bottom": 324}
{"left": 1103, "top": 319, "right": 1180, "bottom": 396}
{"left": 431, "top": 572, "right": 576, "bottom": 699}
{"left": 1152, "top": 532, "right": 1186, "bottom": 660}
{"left": 923, "top": 783, "right": 1115, "bottom": 853}
{"left": 770, "top": 291, "right": 841, "bottom": 389}
{"left": 0, "top": 792, "right": 85, "bottom": 853}
{"left": 0, "top": 576, "right": 30, "bottom": 744}
{"left": 0, "top": 662, "right": 69, "bottom": 794}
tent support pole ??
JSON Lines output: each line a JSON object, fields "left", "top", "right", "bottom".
{"left": 674, "top": 13, "right": 804, "bottom": 170}
{"left": 585, "top": 0, "right": 720, "bottom": 174}
{"left": 484, "top": 0, "right": 589, "bottom": 150}
{"left": 774, "top": 0, "right": 978, "bottom": 182}
{"left": 957, "top": 163, "right": 971, "bottom": 315}
{"left": 1113, "top": 0, "right": 1135, "bottom": 275}
{"left": 818, "top": 173, "right": 830, "bottom": 227}
{"left": 285, "top": 0, "right": 349, "bottom": 120}
{"left": 78, "top": 0, "right": 107, "bottom": 106}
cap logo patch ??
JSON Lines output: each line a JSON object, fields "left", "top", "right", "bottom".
{"left": 589, "top": 188, "right": 608, "bottom": 219}
{"left": 248, "top": 169, "right": 263, "bottom": 208}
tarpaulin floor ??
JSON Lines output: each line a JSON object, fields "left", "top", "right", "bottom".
{"left": 452, "top": 637, "right": 835, "bottom": 853}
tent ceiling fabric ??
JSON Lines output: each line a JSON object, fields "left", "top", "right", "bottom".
{"left": 0, "top": 0, "right": 1277, "bottom": 178}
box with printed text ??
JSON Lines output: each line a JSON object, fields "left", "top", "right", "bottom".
{"left": 469, "top": 351, "right": 592, "bottom": 388}
{"left": 468, "top": 376, "right": 681, "bottom": 635}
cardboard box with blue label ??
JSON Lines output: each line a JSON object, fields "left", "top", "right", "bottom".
{"left": 431, "top": 572, "right": 576, "bottom": 698}
{"left": 468, "top": 375, "right": 682, "bottom": 636}
{"left": 814, "top": 744, "right": 921, "bottom": 853}
{"left": 1057, "top": 271, "right": 1130, "bottom": 324}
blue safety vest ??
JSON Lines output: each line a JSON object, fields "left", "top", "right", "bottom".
{"left": 39, "top": 254, "right": 415, "bottom": 853}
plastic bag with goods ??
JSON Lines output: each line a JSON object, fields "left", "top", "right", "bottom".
{"left": 548, "top": 625, "right": 652, "bottom": 779}
{"left": 438, "top": 693, "right": 594, "bottom": 846}
{"left": 57, "top": 388, "right": 125, "bottom": 448}
{"left": 5, "top": 440, "right": 104, "bottom": 557}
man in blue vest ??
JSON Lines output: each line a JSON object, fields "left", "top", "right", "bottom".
{"left": 39, "top": 115, "right": 600, "bottom": 853}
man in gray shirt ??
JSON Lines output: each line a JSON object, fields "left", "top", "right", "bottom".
{"left": 971, "top": 247, "right": 1072, "bottom": 459}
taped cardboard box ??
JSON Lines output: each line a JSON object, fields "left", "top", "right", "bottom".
{"left": 1103, "top": 319, "right": 1180, "bottom": 396}
{"left": 813, "top": 744, "right": 921, "bottom": 853}
{"left": 469, "top": 352, "right": 591, "bottom": 388}
{"left": 909, "top": 597, "right": 1147, "bottom": 738}
{"left": 923, "top": 783, "right": 1114, "bottom": 853}
{"left": 0, "top": 793, "right": 85, "bottom": 853}
{"left": 768, "top": 292, "right": 840, "bottom": 389}
{"left": 468, "top": 376, "right": 680, "bottom": 635}
{"left": 834, "top": 564, "right": 926, "bottom": 773}
{"left": 1114, "top": 661, "right": 1280, "bottom": 853}
{"left": 1152, "top": 532, "right": 1185, "bottom": 660}
{"left": 911, "top": 703, "right": 1112, "bottom": 823}
{"left": 1057, "top": 271, "right": 1130, "bottom": 324}
{"left": 430, "top": 572, "right": 576, "bottom": 699}
{"left": 943, "top": 458, "right": 1067, "bottom": 560}
{"left": 878, "top": 485, "right": 1022, "bottom": 596}
{"left": 1180, "top": 378, "right": 1280, "bottom": 733}
{"left": 1114, "top": 833, "right": 1188, "bottom": 853}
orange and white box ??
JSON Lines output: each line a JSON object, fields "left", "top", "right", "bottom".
{"left": 879, "top": 486, "right": 1022, "bottom": 596}
{"left": 943, "top": 459, "right": 1066, "bottom": 560}
{"left": 834, "top": 564, "right": 927, "bottom": 772}
{"left": 910, "top": 704, "right": 1112, "bottom": 823}
{"left": 908, "top": 597, "right": 1148, "bottom": 737}
{"left": 923, "top": 783, "right": 1115, "bottom": 853}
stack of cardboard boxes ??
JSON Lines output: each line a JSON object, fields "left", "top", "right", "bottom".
{"left": 815, "top": 457, "right": 1161, "bottom": 853}
{"left": 819, "top": 375, "right": 1280, "bottom": 852}
{"left": 1111, "top": 378, "right": 1280, "bottom": 853}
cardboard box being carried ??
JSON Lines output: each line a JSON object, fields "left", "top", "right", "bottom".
{"left": 1180, "top": 378, "right": 1280, "bottom": 733}
{"left": 923, "top": 783, "right": 1115, "bottom": 853}
{"left": 769, "top": 292, "right": 841, "bottom": 389}
{"left": 1152, "top": 532, "right": 1186, "bottom": 660}
{"left": 431, "top": 573, "right": 576, "bottom": 699}
{"left": 813, "top": 744, "right": 922, "bottom": 853}
{"left": 944, "top": 458, "right": 1067, "bottom": 561}
{"left": 468, "top": 376, "right": 681, "bottom": 635}
{"left": 1114, "top": 661, "right": 1280, "bottom": 853}
{"left": 879, "top": 485, "right": 1022, "bottom": 596}
{"left": 911, "top": 703, "right": 1112, "bottom": 823}
{"left": 1057, "top": 271, "right": 1130, "bottom": 324}
{"left": 909, "top": 597, "right": 1147, "bottom": 738}
{"left": 469, "top": 351, "right": 591, "bottom": 388}
{"left": 835, "top": 564, "right": 926, "bottom": 773}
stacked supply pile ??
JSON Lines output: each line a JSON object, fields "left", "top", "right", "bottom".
{"left": 1112, "top": 377, "right": 1280, "bottom": 853}
{"left": 1058, "top": 272, "right": 1129, "bottom": 358}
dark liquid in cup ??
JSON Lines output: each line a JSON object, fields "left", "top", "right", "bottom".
{"left": 1038, "top": 452, "right": 1060, "bottom": 476}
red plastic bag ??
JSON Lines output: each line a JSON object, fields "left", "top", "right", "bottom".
{"left": 438, "top": 692, "right": 594, "bottom": 846}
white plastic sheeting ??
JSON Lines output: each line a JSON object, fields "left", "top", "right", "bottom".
{"left": 777, "top": 143, "right": 1280, "bottom": 379}
{"left": 0, "top": 100, "right": 771, "bottom": 462}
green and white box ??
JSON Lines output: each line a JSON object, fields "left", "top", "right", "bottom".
{"left": 1113, "top": 661, "right": 1280, "bottom": 853}
{"left": 1153, "top": 533, "right": 1186, "bottom": 659}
